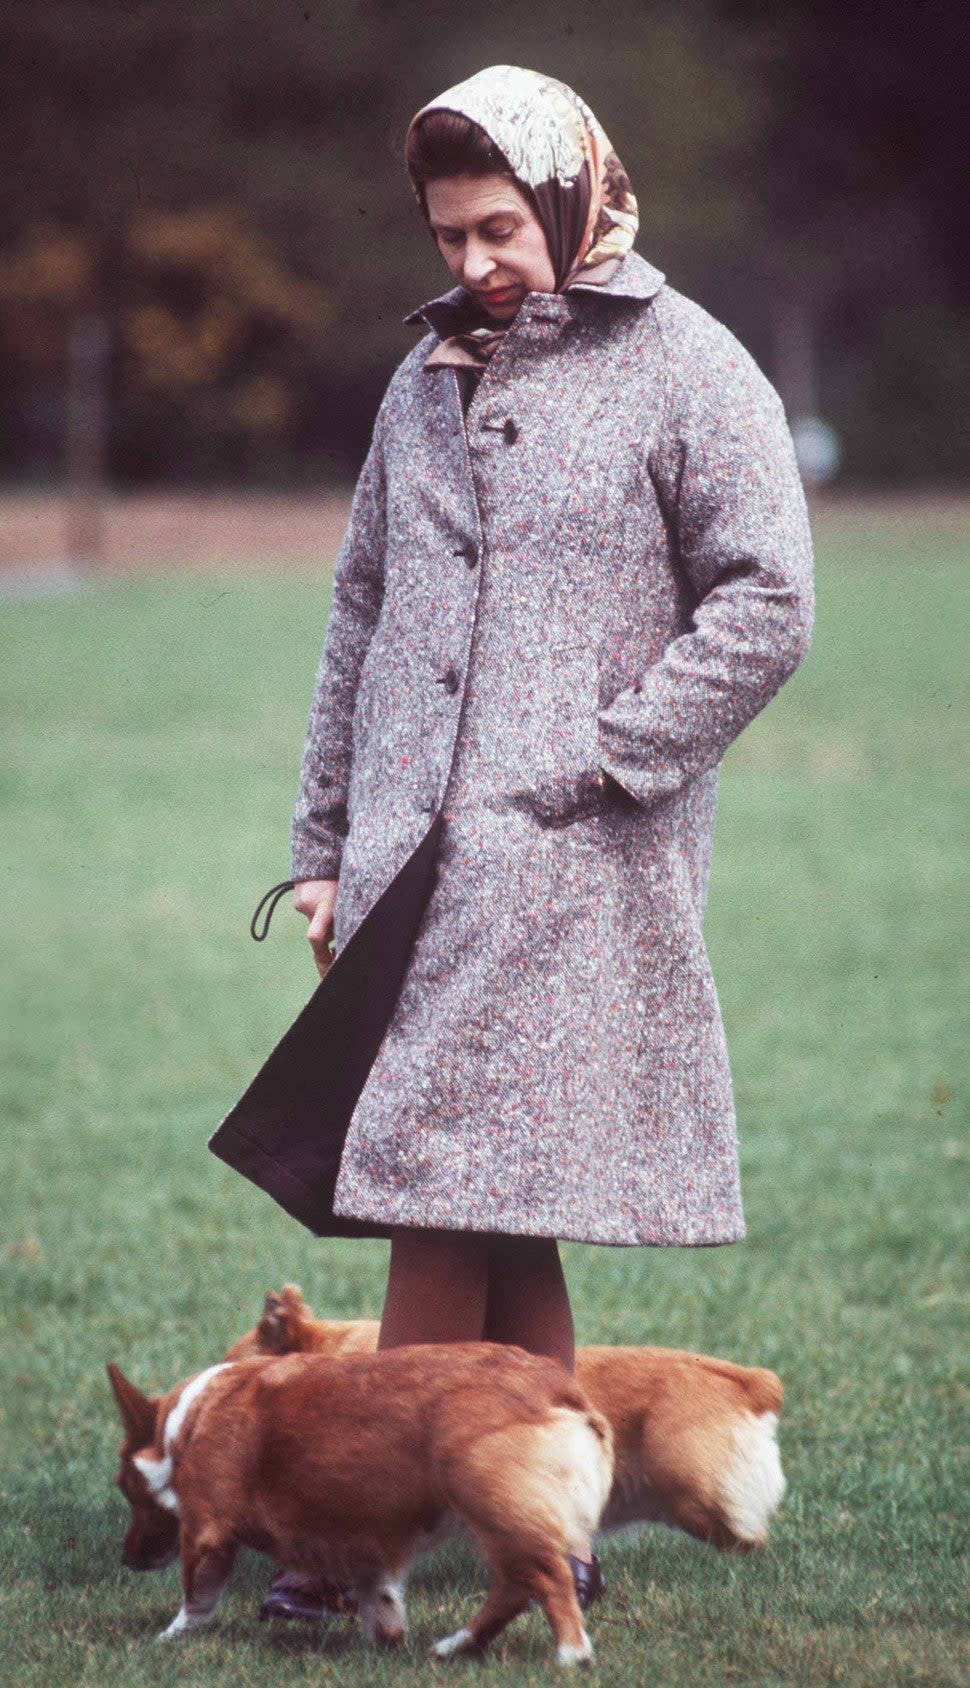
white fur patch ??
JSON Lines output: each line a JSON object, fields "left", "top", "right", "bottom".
{"left": 532, "top": 1408, "right": 614, "bottom": 1546}
{"left": 133, "top": 1451, "right": 172, "bottom": 1492}
{"left": 359, "top": 1572, "right": 408, "bottom": 1644}
{"left": 156, "top": 1603, "right": 217, "bottom": 1640}
{"left": 556, "top": 1630, "right": 593, "bottom": 1667}
{"left": 717, "top": 1410, "right": 786, "bottom": 1544}
{"left": 163, "top": 1364, "right": 231, "bottom": 1456}
{"left": 133, "top": 1453, "right": 179, "bottom": 1515}
{"left": 430, "top": 1625, "right": 475, "bottom": 1658}
{"left": 137, "top": 1364, "right": 232, "bottom": 1520}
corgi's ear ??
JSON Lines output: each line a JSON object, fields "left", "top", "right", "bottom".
{"left": 258, "top": 1284, "right": 310, "bottom": 1352}
{"left": 106, "top": 1363, "right": 156, "bottom": 1446}
{"left": 279, "top": 1283, "right": 311, "bottom": 1318}
{"left": 257, "top": 1294, "right": 294, "bottom": 1353}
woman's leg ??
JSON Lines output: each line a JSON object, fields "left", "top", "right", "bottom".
{"left": 377, "top": 1225, "right": 490, "bottom": 1348}
{"left": 482, "top": 1234, "right": 574, "bottom": 1369}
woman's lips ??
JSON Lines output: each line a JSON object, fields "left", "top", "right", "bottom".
{"left": 477, "top": 286, "right": 519, "bottom": 305}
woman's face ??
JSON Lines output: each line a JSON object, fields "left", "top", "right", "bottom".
{"left": 424, "top": 172, "right": 556, "bottom": 320}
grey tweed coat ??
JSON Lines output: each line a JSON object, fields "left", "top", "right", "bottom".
{"left": 218, "top": 247, "right": 815, "bottom": 1247}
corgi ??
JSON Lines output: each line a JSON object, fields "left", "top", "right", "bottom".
{"left": 227, "top": 1285, "right": 786, "bottom": 1552}
{"left": 108, "top": 1341, "right": 613, "bottom": 1665}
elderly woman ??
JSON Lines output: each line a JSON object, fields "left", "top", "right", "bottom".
{"left": 212, "top": 65, "right": 814, "bottom": 1622}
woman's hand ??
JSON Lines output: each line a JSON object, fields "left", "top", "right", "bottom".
{"left": 292, "top": 879, "right": 338, "bottom": 978}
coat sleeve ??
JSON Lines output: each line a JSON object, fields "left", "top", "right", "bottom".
{"left": 290, "top": 409, "right": 388, "bottom": 881}
{"left": 596, "top": 312, "right": 815, "bottom": 810}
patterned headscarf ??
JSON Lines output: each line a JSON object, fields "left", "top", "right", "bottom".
{"left": 405, "top": 65, "right": 639, "bottom": 378}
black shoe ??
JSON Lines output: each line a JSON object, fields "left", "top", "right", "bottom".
{"left": 568, "top": 1552, "right": 605, "bottom": 1611}
{"left": 258, "top": 1570, "right": 358, "bottom": 1622}
{"left": 529, "top": 1552, "right": 605, "bottom": 1615}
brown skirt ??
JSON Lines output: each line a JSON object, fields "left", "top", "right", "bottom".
{"left": 208, "top": 812, "right": 444, "bottom": 1238}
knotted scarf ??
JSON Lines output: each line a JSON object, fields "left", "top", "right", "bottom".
{"left": 405, "top": 65, "right": 639, "bottom": 383}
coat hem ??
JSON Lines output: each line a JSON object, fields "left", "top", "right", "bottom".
{"left": 330, "top": 1186, "right": 746, "bottom": 1248}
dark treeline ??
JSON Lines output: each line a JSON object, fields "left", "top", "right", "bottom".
{"left": 0, "top": 0, "right": 966, "bottom": 487}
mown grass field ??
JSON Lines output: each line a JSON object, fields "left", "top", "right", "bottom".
{"left": 1, "top": 503, "right": 967, "bottom": 1685}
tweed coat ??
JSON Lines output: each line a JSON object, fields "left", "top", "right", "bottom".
{"left": 215, "top": 247, "right": 815, "bottom": 1247}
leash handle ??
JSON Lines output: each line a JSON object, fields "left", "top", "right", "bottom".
{"left": 250, "top": 879, "right": 297, "bottom": 941}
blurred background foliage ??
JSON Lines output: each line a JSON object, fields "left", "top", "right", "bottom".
{"left": 0, "top": 0, "right": 966, "bottom": 487}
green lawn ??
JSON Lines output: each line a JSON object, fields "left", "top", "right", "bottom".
{"left": 1, "top": 508, "right": 967, "bottom": 1686}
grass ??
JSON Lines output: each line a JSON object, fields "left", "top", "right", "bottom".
{"left": 1, "top": 506, "right": 967, "bottom": 1685}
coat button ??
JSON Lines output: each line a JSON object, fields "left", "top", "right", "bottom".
{"left": 442, "top": 666, "right": 460, "bottom": 694}
{"left": 502, "top": 419, "right": 519, "bottom": 444}
{"left": 454, "top": 541, "right": 478, "bottom": 568}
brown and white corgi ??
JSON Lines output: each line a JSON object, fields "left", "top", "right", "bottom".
{"left": 227, "top": 1285, "right": 786, "bottom": 1552}
{"left": 108, "top": 1341, "right": 613, "bottom": 1665}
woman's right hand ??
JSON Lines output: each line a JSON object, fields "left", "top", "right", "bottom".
{"left": 292, "top": 879, "right": 339, "bottom": 978}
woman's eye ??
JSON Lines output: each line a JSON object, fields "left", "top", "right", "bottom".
{"left": 437, "top": 225, "right": 516, "bottom": 251}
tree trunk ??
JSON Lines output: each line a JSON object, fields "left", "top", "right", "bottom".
{"left": 65, "top": 312, "right": 110, "bottom": 566}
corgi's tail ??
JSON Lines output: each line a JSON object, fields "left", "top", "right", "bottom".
{"left": 526, "top": 1404, "right": 615, "bottom": 1551}
{"left": 715, "top": 1409, "right": 786, "bottom": 1547}
{"left": 446, "top": 1401, "right": 614, "bottom": 1560}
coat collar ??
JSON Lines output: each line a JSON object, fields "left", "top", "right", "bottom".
{"left": 402, "top": 247, "right": 666, "bottom": 338}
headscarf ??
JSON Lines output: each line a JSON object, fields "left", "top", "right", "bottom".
{"left": 405, "top": 65, "right": 639, "bottom": 381}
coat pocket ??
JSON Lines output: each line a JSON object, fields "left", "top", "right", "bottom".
{"left": 508, "top": 642, "right": 608, "bottom": 828}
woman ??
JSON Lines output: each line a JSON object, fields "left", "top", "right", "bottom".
{"left": 215, "top": 65, "right": 815, "bottom": 1622}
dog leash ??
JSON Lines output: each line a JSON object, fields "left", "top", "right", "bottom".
{"left": 250, "top": 879, "right": 297, "bottom": 941}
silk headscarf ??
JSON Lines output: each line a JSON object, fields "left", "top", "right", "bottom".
{"left": 405, "top": 65, "right": 639, "bottom": 378}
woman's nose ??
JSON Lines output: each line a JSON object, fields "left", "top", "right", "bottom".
{"left": 461, "top": 241, "right": 497, "bottom": 287}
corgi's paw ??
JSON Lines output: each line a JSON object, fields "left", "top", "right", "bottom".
{"left": 157, "top": 1611, "right": 191, "bottom": 1641}
{"left": 556, "top": 1630, "right": 594, "bottom": 1668}
{"left": 156, "top": 1606, "right": 214, "bottom": 1641}
{"left": 430, "top": 1625, "right": 476, "bottom": 1658}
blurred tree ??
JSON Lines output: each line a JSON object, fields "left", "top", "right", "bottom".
{"left": 717, "top": 0, "right": 968, "bottom": 298}
{"left": 712, "top": 0, "right": 970, "bottom": 477}
{"left": 122, "top": 206, "right": 331, "bottom": 480}
{"left": 0, "top": 206, "right": 332, "bottom": 487}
